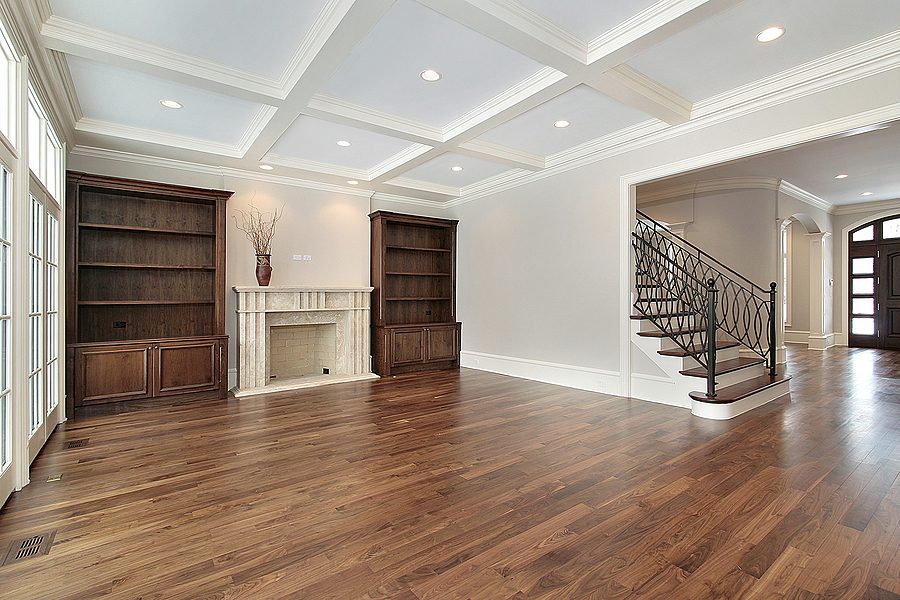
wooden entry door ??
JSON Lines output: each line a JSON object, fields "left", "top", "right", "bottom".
{"left": 849, "top": 216, "right": 900, "bottom": 349}
{"left": 878, "top": 243, "right": 900, "bottom": 349}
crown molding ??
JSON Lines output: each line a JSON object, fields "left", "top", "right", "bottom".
{"left": 76, "top": 118, "right": 243, "bottom": 158}
{"left": 371, "top": 191, "right": 451, "bottom": 209}
{"left": 831, "top": 197, "right": 900, "bottom": 216}
{"left": 637, "top": 176, "right": 780, "bottom": 205}
{"left": 305, "top": 94, "right": 443, "bottom": 144}
{"left": 277, "top": 0, "right": 356, "bottom": 91}
{"left": 386, "top": 177, "right": 460, "bottom": 198}
{"left": 457, "top": 138, "right": 545, "bottom": 170}
{"left": 694, "top": 29, "right": 900, "bottom": 121}
{"left": 236, "top": 106, "right": 279, "bottom": 156}
{"left": 368, "top": 144, "right": 434, "bottom": 180}
{"left": 261, "top": 154, "right": 368, "bottom": 180}
{"left": 778, "top": 181, "right": 833, "bottom": 213}
{"left": 636, "top": 176, "right": 834, "bottom": 214}
{"left": 443, "top": 66, "right": 566, "bottom": 140}
{"left": 468, "top": 0, "right": 586, "bottom": 63}
{"left": 69, "top": 144, "right": 378, "bottom": 198}
{"left": 586, "top": 0, "right": 731, "bottom": 65}
{"left": 41, "top": 15, "right": 284, "bottom": 101}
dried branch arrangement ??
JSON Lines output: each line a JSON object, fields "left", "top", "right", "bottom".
{"left": 233, "top": 204, "right": 284, "bottom": 255}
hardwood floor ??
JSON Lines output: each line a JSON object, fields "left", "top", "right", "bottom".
{"left": 0, "top": 346, "right": 898, "bottom": 599}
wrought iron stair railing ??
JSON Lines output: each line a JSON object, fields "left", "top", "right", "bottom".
{"left": 633, "top": 210, "right": 776, "bottom": 398}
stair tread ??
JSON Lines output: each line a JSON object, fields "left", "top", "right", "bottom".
{"left": 680, "top": 357, "right": 766, "bottom": 378}
{"left": 636, "top": 327, "right": 704, "bottom": 338}
{"left": 630, "top": 311, "right": 696, "bottom": 320}
{"left": 657, "top": 339, "right": 741, "bottom": 357}
{"left": 690, "top": 371, "right": 791, "bottom": 404}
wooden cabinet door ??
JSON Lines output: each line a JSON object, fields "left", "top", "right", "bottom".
{"left": 390, "top": 328, "right": 426, "bottom": 366}
{"left": 75, "top": 344, "right": 153, "bottom": 405}
{"left": 425, "top": 325, "right": 458, "bottom": 361}
{"left": 155, "top": 339, "right": 222, "bottom": 396}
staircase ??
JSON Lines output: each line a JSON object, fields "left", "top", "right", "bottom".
{"left": 631, "top": 211, "right": 791, "bottom": 420}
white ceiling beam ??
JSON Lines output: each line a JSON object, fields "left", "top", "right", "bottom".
{"left": 244, "top": 0, "right": 396, "bottom": 162}
{"left": 304, "top": 94, "right": 443, "bottom": 145}
{"left": 587, "top": 65, "right": 692, "bottom": 125}
{"left": 40, "top": 16, "right": 284, "bottom": 105}
{"left": 457, "top": 139, "right": 544, "bottom": 170}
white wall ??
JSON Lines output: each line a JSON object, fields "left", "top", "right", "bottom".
{"left": 453, "top": 67, "right": 900, "bottom": 393}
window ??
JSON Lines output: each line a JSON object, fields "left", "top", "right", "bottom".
{"left": 28, "top": 196, "right": 42, "bottom": 434}
{"left": 26, "top": 88, "right": 62, "bottom": 201}
{"left": 0, "top": 167, "right": 10, "bottom": 472}
{"left": 45, "top": 214, "right": 59, "bottom": 413}
{"left": 0, "top": 21, "right": 15, "bottom": 145}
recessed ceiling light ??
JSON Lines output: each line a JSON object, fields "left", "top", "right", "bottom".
{"left": 420, "top": 69, "right": 441, "bottom": 82}
{"left": 756, "top": 26, "right": 785, "bottom": 43}
{"left": 336, "top": 140, "right": 351, "bottom": 147}
{"left": 834, "top": 174, "right": 848, "bottom": 179}
{"left": 347, "top": 180, "right": 359, "bottom": 185}
{"left": 259, "top": 164, "right": 274, "bottom": 171}
{"left": 160, "top": 99, "right": 183, "bottom": 109}
{"left": 862, "top": 191, "right": 874, "bottom": 196}
{"left": 450, "top": 166, "right": 463, "bottom": 172}
{"left": 553, "top": 120, "right": 570, "bottom": 128}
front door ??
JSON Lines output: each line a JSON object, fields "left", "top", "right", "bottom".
{"left": 878, "top": 243, "right": 900, "bottom": 349}
{"left": 849, "top": 217, "right": 900, "bottom": 349}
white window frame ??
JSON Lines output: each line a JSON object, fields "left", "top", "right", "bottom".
{"left": 0, "top": 21, "right": 15, "bottom": 148}
{"left": 0, "top": 165, "right": 11, "bottom": 474}
{"left": 27, "top": 194, "right": 42, "bottom": 435}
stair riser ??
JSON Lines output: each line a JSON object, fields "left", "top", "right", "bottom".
{"left": 682, "top": 346, "right": 741, "bottom": 369}
{"left": 710, "top": 364, "right": 768, "bottom": 387}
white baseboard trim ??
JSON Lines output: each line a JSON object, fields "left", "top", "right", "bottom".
{"left": 784, "top": 330, "right": 810, "bottom": 344}
{"left": 808, "top": 333, "right": 836, "bottom": 351}
{"left": 228, "top": 368, "right": 237, "bottom": 392}
{"left": 834, "top": 332, "right": 848, "bottom": 346}
{"left": 460, "top": 351, "right": 621, "bottom": 395}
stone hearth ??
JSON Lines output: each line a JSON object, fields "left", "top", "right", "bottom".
{"left": 233, "top": 287, "right": 377, "bottom": 397}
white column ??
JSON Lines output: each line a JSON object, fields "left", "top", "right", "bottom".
{"left": 807, "top": 232, "right": 833, "bottom": 350}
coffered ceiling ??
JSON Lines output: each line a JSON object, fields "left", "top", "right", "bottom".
{"left": 25, "top": 0, "right": 900, "bottom": 204}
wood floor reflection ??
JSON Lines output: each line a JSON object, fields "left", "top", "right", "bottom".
{"left": 0, "top": 345, "right": 897, "bottom": 599}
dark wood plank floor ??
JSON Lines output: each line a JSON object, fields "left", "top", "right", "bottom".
{"left": 0, "top": 346, "right": 898, "bottom": 599}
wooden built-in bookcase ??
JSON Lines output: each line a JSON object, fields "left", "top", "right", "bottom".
{"left": 370, "top": 211, "right": 460, "bottom": 375}
{"left": 66, "top": 172, "right": 232, "bottom": 413}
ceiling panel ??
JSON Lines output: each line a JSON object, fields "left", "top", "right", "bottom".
{"left": 396, "top": 152, "right": 513, "bottom": 188}
{"left": 50, "top": 0, "right": 331, "bottom": 79}
{"left": 477, "top": 85, "right": 649, "bottom": 156}
{"left": 319, "top": 0, "right": 545, "bottom": 129}
{"left": 627, "top": 0, "right": 900, "bottom": 101}
{"left": 67, "top": 56, "right": 268, "bottom": 145}
{"left": 515, "top": 0, "right": 660, "bottom": 42}
{"left": 268, "top": 115, "right": 421, "bottom": 170}
{"left": 638, "top": 121, "right": 900, "bottom": 206}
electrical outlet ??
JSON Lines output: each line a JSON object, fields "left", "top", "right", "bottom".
{"left": 292, "top": 255, "right": 302, "bottom": 261}
{"left": 302, "top": 255, "right": 312, "bottom": 261}
{"left": 292, "top": 254, "right": 313, "bottom": 261}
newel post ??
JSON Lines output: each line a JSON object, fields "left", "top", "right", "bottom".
{"left": 769, "top": 282, "right": 777, "bottom": 377}
{"left": 706, "top": 278, "right": 717, "bottom": 398}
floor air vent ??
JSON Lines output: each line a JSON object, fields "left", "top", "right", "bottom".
{"left": 65, "top": 439, "right": 89, "bottom": 449}
{"left": 1, "top": 531, "right": 56, "bottom": 567}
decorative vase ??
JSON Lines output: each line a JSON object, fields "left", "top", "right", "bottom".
{"left": 255, "top": 254, "right": 272, "bottom": 286}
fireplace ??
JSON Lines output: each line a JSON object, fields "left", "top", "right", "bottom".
{"left": 233, "top": 287, "right": 377, "bottom": 396}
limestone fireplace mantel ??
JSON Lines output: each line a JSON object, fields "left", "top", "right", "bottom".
{"left": 233, "top": 287, "right": 377, "bottom": 397}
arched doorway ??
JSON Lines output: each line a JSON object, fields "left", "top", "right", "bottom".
{"left": 848, "top": 215, "right": 900, "bottom": 348}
